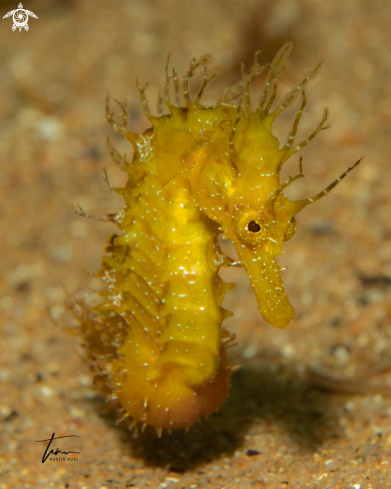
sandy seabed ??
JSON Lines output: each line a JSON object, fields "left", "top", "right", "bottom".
{"left": 1, "top": 0, "right": 391, "bottom": 487}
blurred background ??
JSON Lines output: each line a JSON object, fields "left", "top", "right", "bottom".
{"left": 1, "top": 0, "right": 391, "bottom": 487}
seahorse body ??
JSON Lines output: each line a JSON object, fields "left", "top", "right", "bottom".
{"left": 78, "top": 44, "right": 360, "bottom": 431}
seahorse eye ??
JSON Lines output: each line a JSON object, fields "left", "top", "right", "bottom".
{"left": 235, "top": 210, "right": 269, "bottom": 245}
{"left": 248, "top": 221, "right": 261, "bottom": 233}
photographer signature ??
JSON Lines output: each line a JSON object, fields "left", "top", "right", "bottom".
{"left": 35, "top": 433, "right": 80, "bottom": 463}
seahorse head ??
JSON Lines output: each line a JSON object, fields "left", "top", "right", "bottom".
{"left": 183, "top": 44, "right": 359, "bottom": 329}
{"left": 186, "top": 104, "right": 305, "bottom": 329}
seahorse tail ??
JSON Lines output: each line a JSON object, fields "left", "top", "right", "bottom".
{"left": 112, "top": 339, "right": 230, "bottom": 429}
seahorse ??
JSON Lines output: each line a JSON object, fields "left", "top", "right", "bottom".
{"left": 75, "top": 43, "right": 360, "bottom": 433}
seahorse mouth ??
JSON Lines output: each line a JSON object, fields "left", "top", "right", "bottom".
{"left": 233, "top": 240, "right": 296, "bottom": 329}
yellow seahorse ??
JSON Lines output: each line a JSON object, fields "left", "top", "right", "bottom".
{"left": 76, "top": 43, "right": 360, "bottom": 433}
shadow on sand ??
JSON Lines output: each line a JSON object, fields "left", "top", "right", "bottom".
{"left": 94, "top": 358, "right": 341, "bottom": 472}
